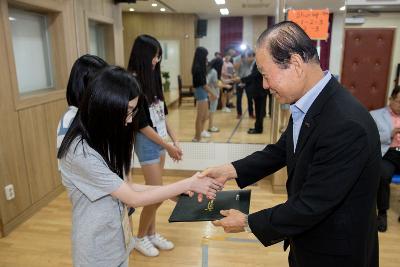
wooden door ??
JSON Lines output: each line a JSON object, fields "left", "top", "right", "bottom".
{"left": 341, "top": 28, "right": 394, "bottom": 110}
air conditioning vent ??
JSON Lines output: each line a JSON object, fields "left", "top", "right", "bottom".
{"left": 242, "top": 3, "right": 270, "bottom": 8}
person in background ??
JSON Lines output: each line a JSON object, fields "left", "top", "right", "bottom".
{"left": 206, "top": 58, "right": 221, "bottom": 133}
{"left": 214, "top": 51, "right": 222, "bottom": 59}
{"left": 240, "top": 51, "right": 267, "bottom": 134}
{"left": 201, "top": 21, "right": 380, "bottom": 267}
{"left": 57, "top": 54, "right": 107, "bottom": 150}
{"left": 236, "top": 51, "right": 256, "bottom": 119}
{"left": 127, "top": 34, "right": 182, "bottom": 257}
{"left": 370, "top": 85, "right": 400, "bottom": 232}
{"left": 192, "top": 46, "right": 217, "bottom": 142}
{"left": 220, "top": 52, "right": 235, "bottom": 112}
{"left": 58, "top": 66, "right": 223, "bottom": 267}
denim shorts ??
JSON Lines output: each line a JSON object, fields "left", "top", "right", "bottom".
{"left": 135, "top": 132, "right": 166, "bottom": 165}
{"left": 195, "top": 86, "right": 208, "bottom": 101}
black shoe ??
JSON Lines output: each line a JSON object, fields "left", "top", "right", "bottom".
{"left": 377, "top": 214, "right": 387, "bottom": 232}
{"left": 248, "top": 128, "right": 262, "bottom": 134}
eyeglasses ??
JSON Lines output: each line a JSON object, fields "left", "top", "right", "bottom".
{"left": 154, "top": 55, "right": 162, "bottom": 63}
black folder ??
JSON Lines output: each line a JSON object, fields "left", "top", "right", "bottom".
{"left": 168, "top": 190, "right": 251, "bottom": 222}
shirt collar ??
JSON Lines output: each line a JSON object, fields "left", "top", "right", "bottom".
{"left": 291, "top": 70, "right": 332, "bottom": 115}
{"left": 388, "top": 106, "right": 400, "bottom": 117}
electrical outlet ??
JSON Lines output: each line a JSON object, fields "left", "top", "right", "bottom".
{"left": 4, "top": 184, "right": 15, "bottom": 200}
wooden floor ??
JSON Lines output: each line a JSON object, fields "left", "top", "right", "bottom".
{"left": 1, "top": 91, "right": 400, "bottom": 266}
{"left": 0, "top": 176, "right": 399, "bottom": 267}
{"left": 165, "top": 88, "right": 272, "bottom": 144}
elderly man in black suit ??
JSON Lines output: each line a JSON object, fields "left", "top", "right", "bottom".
{"left": 201, "top": 21, "right": 380, "bottom": 267}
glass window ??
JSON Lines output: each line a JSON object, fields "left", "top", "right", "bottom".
{"left": 89, "top": 20, "right": 106, "bottom": 60}
{"left": 9, "top": 8, "right": 54, "bottom": 94}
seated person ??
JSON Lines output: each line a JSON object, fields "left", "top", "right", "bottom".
{"left": 370, "top": 85, "right": 400, "bottom": 232}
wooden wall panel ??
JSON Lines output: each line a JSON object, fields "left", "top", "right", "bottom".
{"left": 19, "top": 105, "right": 56, "bottom": 203}
{"left": 0, "top": 0, "right": 124, "bottom": 237}
{"left": 122, "top": 12, "right": 197, "bottom": 85}
{"left": 0, "top": 0, "right": 32, "bottom": 226}
{"left": 76, "top": 0, "right": 123, "bottom": 65}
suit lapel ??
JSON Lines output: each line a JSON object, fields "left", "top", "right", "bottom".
{"left": 286, "top": 117, "right": 296, "bottom": 178}
{"left": 293, "top": 77, "right": 339, "bottom": 157}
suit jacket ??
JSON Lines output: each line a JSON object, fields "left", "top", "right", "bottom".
{"left": 241, "top": 62, "right": 267, "bottom": 98}
{"left": 370, "top": 107, "right": 392, "bottom": 156}
{"left": 232, "top": 77, "right": 380, "bottom": 267}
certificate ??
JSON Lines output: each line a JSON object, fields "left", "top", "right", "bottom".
{"left": 169, "top": 190, "right": 251, "bottom": 222}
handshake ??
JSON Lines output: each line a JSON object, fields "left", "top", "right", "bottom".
{"left": 186, "top": 163, "right": 237, "bottom": 202}
{"left": 184, "top": 163, "right": 248, "bottom": 233}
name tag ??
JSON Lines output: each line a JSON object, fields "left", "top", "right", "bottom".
{"left": 149, "top": 100, "right": 167, "bottom": 138}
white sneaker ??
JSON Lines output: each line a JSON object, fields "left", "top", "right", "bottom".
{"left": 149, "top": 233, "right": 174, "bottom": 250}
{"left": 208, "top": 126, "right": 220, "bottom": 132}
{"left": 201, "top": 130, "right": 211, "bottom": 138}
{"left": 134, "top": 236, "right": 159, "bottom": 257}
{"left": 222, "top": 107, "right": 231, "bottom": 112}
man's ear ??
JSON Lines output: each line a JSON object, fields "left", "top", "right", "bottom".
{"left": 289, "top": 54, "right": 305, "bottom": 78}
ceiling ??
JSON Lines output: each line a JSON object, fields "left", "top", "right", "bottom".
{"left": 120, "top": 0, "right": 346, "bottom": 18}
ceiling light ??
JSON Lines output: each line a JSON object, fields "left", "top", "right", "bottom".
{"left": 160, "top": 7, "right": 166, "bottom": 12}
{"left": 340, "top": 6, "right": 346, "bottom": 11}
{"left": 215, "top": 0, "right": 225, "bottom": 4}
{"left": 129, "top": 8, "right": 135, "bottom": 12}
{"left": 240, "top": 44, "right": 247, "bottom": 51}
{"left": 8, "top": 16, "right": 16, "bottom": 21}
{"left": 220, "top": 8, "right": 229, "bottom": 15}
{"left": 152, "top": 3, "right": 157, "bottom": 7}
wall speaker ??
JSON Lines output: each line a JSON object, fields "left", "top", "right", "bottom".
{"left": 196, "top": 19, "right": 207, "bottom": 38}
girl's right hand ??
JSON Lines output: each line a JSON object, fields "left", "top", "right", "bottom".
{"left": 188, "top": 172, "right": 223, "bottom": 200}
{"left": 166, "top": 143, "right": 182, "bottom": 161}
{"left": 209, "top": 93, "right": 217, "bottom": 101}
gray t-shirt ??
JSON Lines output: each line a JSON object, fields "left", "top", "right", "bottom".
{"left": 59, "top": 137, "right": 126, "bottom": 267}
{"left": 207, "top": 68, "right": 219, "bottom": 97}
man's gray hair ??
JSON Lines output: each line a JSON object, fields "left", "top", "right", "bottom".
{"left": 256, "top": 21, "right": 320, "bottom": 69}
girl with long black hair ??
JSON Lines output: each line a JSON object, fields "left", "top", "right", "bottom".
{"left": 57, "top": 66, "right": 222, "bottom": 267}
{"left": 192, "top": 47, "right": 217, "bottom": 142}
{"left": 56, "top": 54, "right": 107, "bottom": 150}
{"left": 127, "top": 35, "right": 183, "bottom": 256}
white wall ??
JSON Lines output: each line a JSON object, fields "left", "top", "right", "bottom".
{"left": 346, "top": 0, "right": 400, "bottom": 5}
{"left": 242, "top": 16, "right": 254, "bottom": 50}
{"left": 329, "top": 12, "right": 345, "bottom": 79}
{"left": 198, "top": 18, "right": 220, "bottom": 57}
{"left": 346, "top": 12, "right": 400, "bottom": 99}
{"left": 197, "top": 16, "right": 256, "bottom": 56}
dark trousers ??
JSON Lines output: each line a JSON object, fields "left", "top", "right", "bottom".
{"left": 377, "top": 158, "right": 397, "bottom": 211}
{"left": 237, "top": 86, "right": 254, "bottom": 116}
{"left": 288, "top": 248, "right": 353, "bottom": 267}
{"left": 244, "top": 87, "right": 254, "bottom": 116}
{"left": 254, "top": 95, "right": 267, "bottom": 132}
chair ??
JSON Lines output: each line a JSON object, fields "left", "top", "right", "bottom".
{"left": 392, "top": 174, "right": 400, "bottom": 222}
{"left": 393, "top": 174, "right": 400, "bottom": 184}
{"left": 178, "top": 75, "right": 195, "bottom": 107}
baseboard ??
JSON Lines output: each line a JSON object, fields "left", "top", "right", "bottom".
{"left": 2, "top": 185, "right": 65, "bottom": 237}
